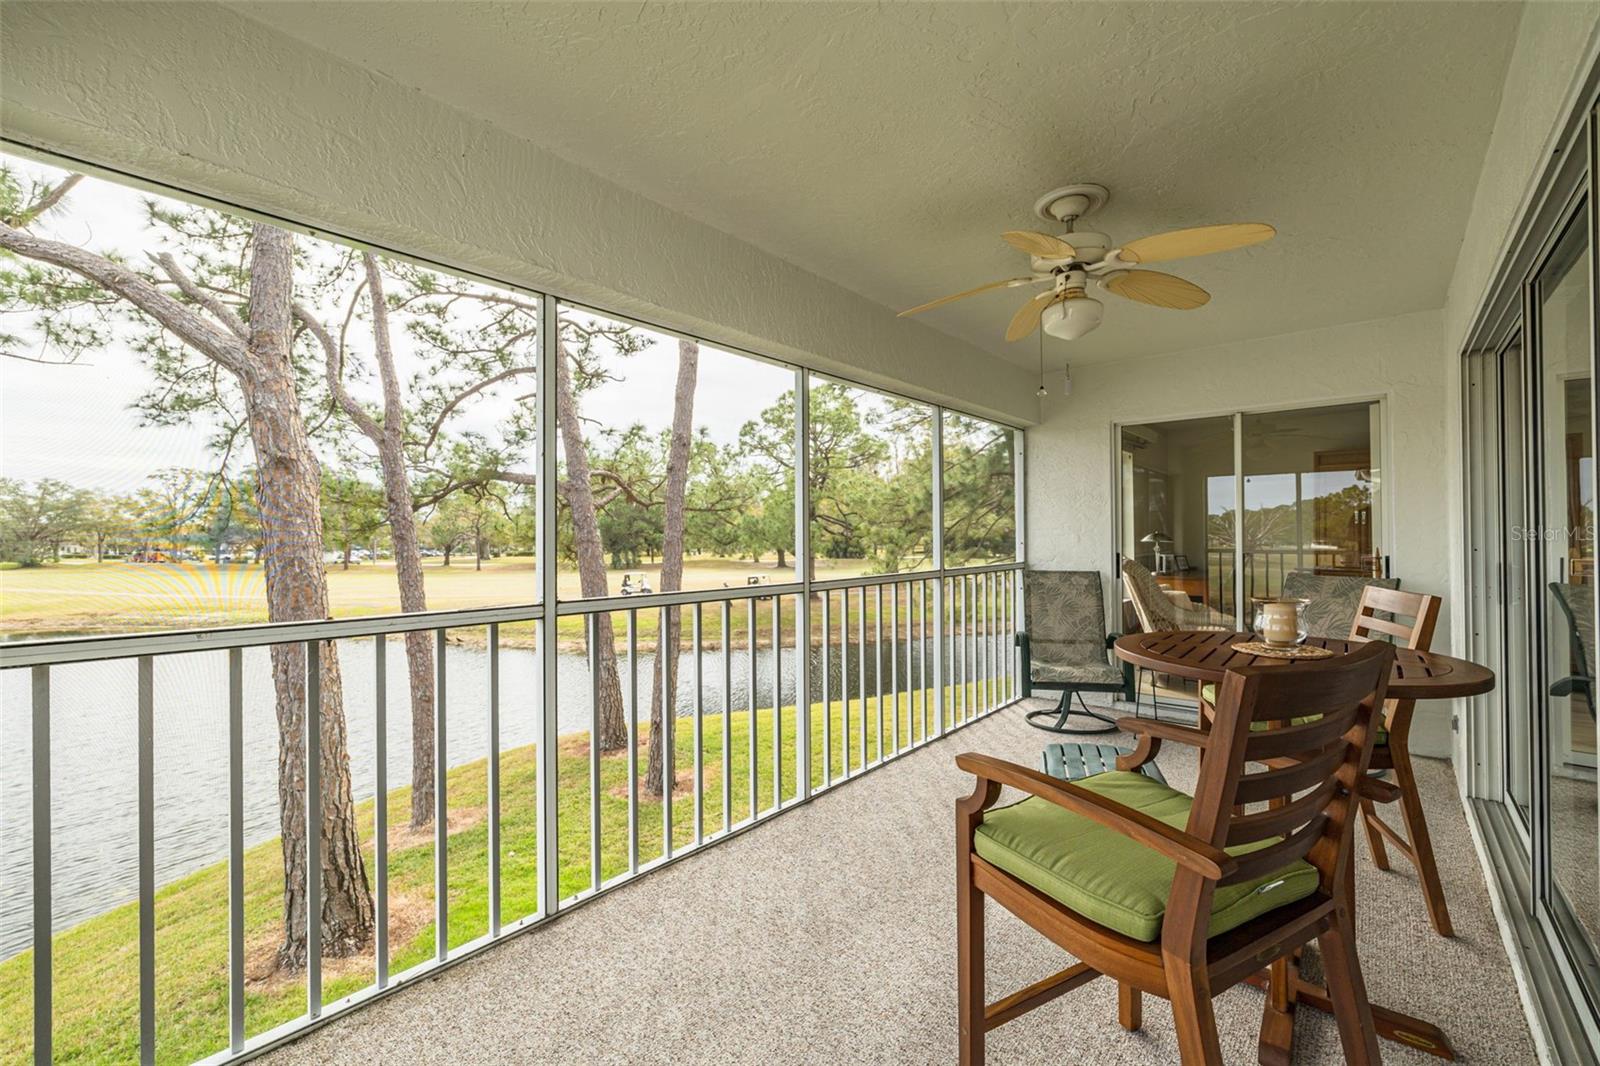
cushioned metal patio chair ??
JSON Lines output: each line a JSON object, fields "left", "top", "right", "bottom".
{"left": 956, "top": 640, "right": 1395, "bottom": 1065}
{"left": 1016, "top": 570, "right": 1131, "bottom": 734}
{"left": 1549, "top": 581, "right": 1596, "bottom": 713}
{"left": 1280, "top": 569, "right": 1400, "bottom": 639}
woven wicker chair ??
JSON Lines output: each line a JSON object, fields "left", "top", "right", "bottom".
{"left": 1121, "top": 558, "right": 1231, "bottom": 632}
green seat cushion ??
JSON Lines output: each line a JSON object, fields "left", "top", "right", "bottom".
{"left": 1199, "top": 683, "right": 1386, "bottom": 745}
{"left": 973, "top": 771, "right": 1320, "bottom": 942}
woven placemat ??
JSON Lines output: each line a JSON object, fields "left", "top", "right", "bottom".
{"left": 1232, "top": 640, "right": 1336, "bottom": 660}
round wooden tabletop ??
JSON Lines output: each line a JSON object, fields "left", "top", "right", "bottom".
{"left": 1113, "top": 630, "right": 1496, "bottom": 701}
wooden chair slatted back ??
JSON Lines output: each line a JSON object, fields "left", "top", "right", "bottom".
{"left": 1348, "top": 585, "right": 1440, "bottom": 741}
{"left": 1186, "top": 641, "right": 1395, "bottom": 895}
{"left": 1350, "top": 586, "right": 1440, "bottom": 650}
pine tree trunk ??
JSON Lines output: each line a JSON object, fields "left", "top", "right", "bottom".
{"left": 554, "top": 339, "right": 629, "bottom": 750}
{"left": 380, "top": 435, "right": 435, "bottom": 829}
{"left": 357, "top": 255, "right": 436, "bottom": 830}
{"left": 646, "top": 340, "right": 699, "bottom": 796}
{"left": 243, "top": 225, "right": 373, "bottom": 971}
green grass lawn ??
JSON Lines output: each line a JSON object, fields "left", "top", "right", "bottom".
{"left": 0, "top": 678, "right": 1011, "bottom": 1064}
{"left": 0, "top": 556, "right": 1003, "bottom": 656}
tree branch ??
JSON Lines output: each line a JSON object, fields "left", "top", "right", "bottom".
{"left": 153, "top": 252, "right": 249, "bottom": 340}
{"left": 420, "top": 364, "right": 536, "bottom": 456}
{"left": 0, "top": 219, "right": 251, "bottom": 376}
{"left": 298, "top": 298, "right": 383, "bottom": 441}
{"left": 6, "top": 174, "right": 84, "bottom": 227}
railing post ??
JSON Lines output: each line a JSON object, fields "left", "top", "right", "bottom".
{"left": 537, "top": 288, "right": 563, "bottom": 915}
{"left": 874, "top": 583, "right": 884, "bottom": 761}
{"left": 306, "top": 640, "right": 322, "bottom": 1018}
{"left": 536, "top": 291, "right": 561, "bottom": 917}
{"left": 841, "top": 588, "right": 852, "bottom": 777}
{"left": 692, "top": 604, "right": 704, "bottom": 844}
{"left": 229, "top": 648, "right": 247, "bottom": 1046}
{"left": 747, "top": 599, "right": 758, "bottom": 819}
{"left": 435, "top": 628, "right": 449, "bottom": 961}
{"left": 721, "top": 600, "right": 732, "bottom": 831}
{"left": 932, "top": 410, "right": 946, "bottom": 736}
{"left": 588, "top": 616, "right": 602, "bottom": 892}
{"left": 137, "top": 656, "right": 155, "bottom": 1065}
{"left": 794, "top": 367, "right": 812, "bottom": 801}
{"left": 487, "top": 622, "right": 501, "bottom": 935}
{"left": 821, "top": 589, "right": 832, "bottom": 787}
{"left": 771, "top": 594, "right": 783, "bottom": 807}
{"left": 890, "top": 581, "right": 900, "bottom": 754}
{"left": 31, "top": 664, "right": 50, "bottom": 1066}
{"left": 661, "top": 605, "right": 674, "bottom": 857}
{"left": 373, "top": 637, "right": 388, "bottom": 988}
{"left": 628, "top": 610, "right": 640, "bottom": 873}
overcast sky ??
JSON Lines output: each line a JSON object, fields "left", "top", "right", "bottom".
{"left": 0, "top": 152, "right": 900, "bottom": 497}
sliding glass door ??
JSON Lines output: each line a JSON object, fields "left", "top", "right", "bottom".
{"left": 1240, "top": 403, "right": 1384, "bottom": 603}
{"left": 1465, "top": 186, "right": 1600, "bottom": 1021}
{"left": 1120, "top": 417, "right": 1235, "bottom": 618}
{"left": 1533, "top": 204, "right": 1600, "bottom": 988}
{"left": 1116, "top": 401, "right": 1383, "bottom": 716}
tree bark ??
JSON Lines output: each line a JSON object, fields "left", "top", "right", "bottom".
{"left": 314, "top": 253, "right": 435, "bottom": 828}
{"left": 646, "top": 340, "right": 699, "bottom": 796}
{"left": 554, "top": 337, "right": 630, "bottom": 750}
{"left": 0, "top": 214, "right": 374, "bottom": 971}
{"left": 244, "top": 226, "right": 373, "bottom": 969}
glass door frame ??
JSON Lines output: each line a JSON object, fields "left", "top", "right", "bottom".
{"left": 1111, "top": 397, "right": 1391, "bottom": 662}
{"left": 1527, "top": 185, "right": 1600, "bottom": 1012}
{"left": 1459, "top": 98, "right": 1600, "bottom": 1047}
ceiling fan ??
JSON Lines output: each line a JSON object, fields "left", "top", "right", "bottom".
{"left": 898, "top": 183, "right": 1275, "bottom": 342}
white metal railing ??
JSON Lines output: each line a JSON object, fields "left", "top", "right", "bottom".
{"left": 2, "top": 562, "right": 1020, "bottom": 1064}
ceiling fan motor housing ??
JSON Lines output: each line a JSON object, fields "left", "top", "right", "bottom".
{"left": 1030, "top": 230, "right": 1110, "bottom": 270}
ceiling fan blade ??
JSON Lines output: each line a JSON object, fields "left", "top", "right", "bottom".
{"left": 1117, "top": 223, "right": 1275, "bottom": 265}
{"left": 1005, "top": 290, "right": 1059, "bottom": 342}
{"left": 1104, "top": 270, "right": 1211, "bottom": 310}
{"left": 897, "top": 276, "right": 1046, "bottom": 317}
{"left": 1002, "top": 230, "right": 1077, "bottom": 259}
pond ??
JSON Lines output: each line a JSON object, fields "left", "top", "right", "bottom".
{"left": 0, "top": 632, "right": 1007, "bottom": 958}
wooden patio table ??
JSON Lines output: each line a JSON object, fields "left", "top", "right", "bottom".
{"left": 1112, "top": 629, "right": 1495, "bottom": 1064}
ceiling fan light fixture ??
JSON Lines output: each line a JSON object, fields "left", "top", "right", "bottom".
{"left": 1042, "top": 294, "right": 1103, "bottom": 340}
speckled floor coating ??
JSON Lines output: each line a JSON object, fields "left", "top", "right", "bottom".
{"left": 264, "top": 696, "right": 1536, "bottom": 1065}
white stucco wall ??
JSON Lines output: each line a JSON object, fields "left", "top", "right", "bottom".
{"left": 0, "top": 1, "right": 1036, "bottom": 424}
{"left": 1026, "top": 309, "right": 1457, "bottom": 752}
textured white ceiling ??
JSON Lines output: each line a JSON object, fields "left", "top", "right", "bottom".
{"left": 234, "top": 1, "right": 1523, "bottom": 366}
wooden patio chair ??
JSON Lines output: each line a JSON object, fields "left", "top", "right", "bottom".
{"left": 1346, "top": 586, "right": 1451, "bottom": 936}
{"left": 956, "top": 640, "right": 1394, "bottom": 1065}
{"left": 1200, "top": 585, "right": 1450, "bottom": 935}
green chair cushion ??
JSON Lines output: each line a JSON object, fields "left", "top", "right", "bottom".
{"left": 1199, "top": 683, "right": 1387, "bottom": 745}
{"left": 973, "top": 771, "right": 1320, "bottom": 942}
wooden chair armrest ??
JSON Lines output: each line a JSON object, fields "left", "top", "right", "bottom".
{"left": 1116, "top": 717, "right": 1211, "bottom": 749}
{"left": 955, "top": 752, "right": 1236, "bottom": 880}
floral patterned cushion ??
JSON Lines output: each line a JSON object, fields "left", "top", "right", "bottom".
{"left": 1280, "top": 571, "right": 1400, "bottom": 639}
{"left": 1023, "top": 571, "right": 1118, "bottom": 685}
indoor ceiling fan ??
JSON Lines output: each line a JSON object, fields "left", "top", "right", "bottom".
{"left": 898, "top": 183, "right": 1275, "bottom": 343}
